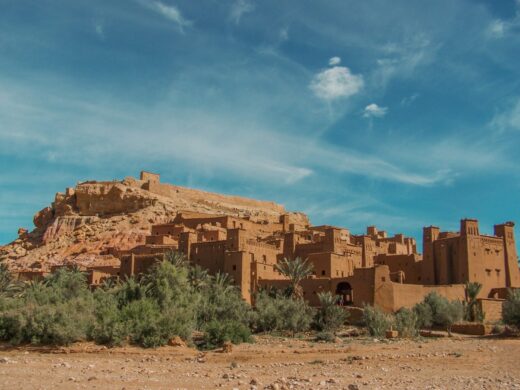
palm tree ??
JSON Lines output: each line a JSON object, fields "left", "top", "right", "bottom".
{"left": 464, "top": 281, "right": 483, "bottom": 322}
{"left": 188, "top": 265, "right": 211, "bottom": 290}
{"left": 275, "top": 257, "right": 314, "bottom": 299}
{"left": 164, "top": 250, "right": 188, "bottom": 268}
{"left": 213, "top": 271, "right": 234, "bottom": 292}
{"left": 0, "top": 263, "right": 24, "bottom": 298}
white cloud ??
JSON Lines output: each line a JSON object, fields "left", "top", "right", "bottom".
{"left": 230, "top": 0, "right": 255, "bottom": 25}
{"left": 487, "top": 20, "right": 506, "bottom": 38}
{"left": 279, "top": 27, "right": 289, "bottom": 42}
{"left": 328, "top": 56, "right": 341, "bottom": 66}
{"left": 363, "top": 103, "right": 388, "bottom": 118}
{"left": 490, "top": 99, "right": 520, "bottom": 132}
{"left": 140, "top": 1, "right": 192, "bottom": 32}
{"left": 487, "top": 1, "right": 520, "bottom": 38}
{"left": 310, "top": 66, "right": 364, "bottom": 100}
{"left": 94, "top": 22, "right": 104, "bottom": 39}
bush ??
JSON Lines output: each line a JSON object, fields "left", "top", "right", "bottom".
{"left": 0, "top": 269, "right": 94, "bottom": 346}
{"left": 314, "top": 292, "right": 348, "bottom": 333}
{"left": 202, "top": 320, "right": 252, "bottom": 349}
{"left": 254, "top": 292, "right": 314, "bottom": 335}
{"left": 395, "top": 308, "right": 419, "bottom": 337}
{"left": 315, "top": 331, "right": 336, "bottom": 343}
{"left": 121, "top": 299, "right": 177, "bottom": 348}
{"left": 503, "top": 289, "right": 520, "bottom": 328}
{"left": 413, "top": 301, "right": 433, "bottom": 329}
{"left": 362, "top": 305, "right": 394, "bottom": 337}
{"left": 417, "top": 292, "right": 464, "bottom": 334}
{"left": 89, "top": 290, "right": 127, "bottom": 347}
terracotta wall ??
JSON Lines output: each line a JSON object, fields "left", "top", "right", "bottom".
{"left": 478, "top": 298, "right": 504, "bottom": 323}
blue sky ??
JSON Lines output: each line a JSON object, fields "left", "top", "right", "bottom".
{"left": 1, "top": 0, "right": 520, "bottom": 245}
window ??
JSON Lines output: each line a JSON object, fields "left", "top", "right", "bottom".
{"left": 321, "top": 270, "right": 326, "bottom": 276}
{"left": 232, "top": 265, "right": 237, "bottom": 271}
{"left": 381, "top": 277, "right": 386, "bottom": 282}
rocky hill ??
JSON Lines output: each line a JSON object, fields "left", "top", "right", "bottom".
{"left": 0, "top": 172, "right": 309, "bottom": 271}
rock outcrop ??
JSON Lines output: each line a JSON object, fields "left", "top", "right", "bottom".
{"left": 0, "top": 173, "right": 309, "bottom": 271}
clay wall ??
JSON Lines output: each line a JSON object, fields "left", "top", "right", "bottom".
{"left": 16, "top": 271, "right": 49, "bottom": 281}
{"left": 145, "top": 235, "right": 177, "bottom": 245}
{"left": 190, "top": 240, "right": 227, "bottom": 273}
{"left": 307, "top": 252, "right": 355, "bottom": 278}
{"left": 140, "top": 171, "right": 160, "bottom": 183}
{"left": 223, "top": 252, "right": 252, "bottom": 303}
{"left": 478, "top": 298, "right": 504, "bottom": 323}
{"left": 120, "top": 253, "right": 164, "bottom": 278}
{"left": 375, "top": 254, "right": 423, "bottom": 284}
{"left": 87, "top": 269, "right": 116, "bottom": 285}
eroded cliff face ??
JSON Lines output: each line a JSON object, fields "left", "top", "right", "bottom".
{"left": 0, "top": 175, "right": 309, "bottom": 271}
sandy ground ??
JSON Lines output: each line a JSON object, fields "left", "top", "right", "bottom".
{"left": 0, "top": 333, "right": 519, "bottom": 390}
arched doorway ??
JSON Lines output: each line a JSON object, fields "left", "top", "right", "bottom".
{"left": 335, "top": 282, "right": 353, "bottom": 306}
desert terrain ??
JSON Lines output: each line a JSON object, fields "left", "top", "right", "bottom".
{"left": 1, "top": 333, "right": 518, "bottom": 390}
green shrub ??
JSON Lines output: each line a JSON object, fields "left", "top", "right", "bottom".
{"left": 254, "top": 292, "right": 314, "bottom": 335}
{"left": 121, "top": 299, "right": 172, "bottom": 348}
{"left": 202, "top": 320, "right": 252, "bottom": 349}
{"left": 315, "top": 331, "right": 336, "bottom": 343}
{"left": 362, "top": 305, "right": 394, "bottom": 337}
{"left": 314, "top": 292, "right": 348, "bottom": 333}
{"left": 22, "top": 299, "right": 93, "bottom": 345}
{"left": 413, "top": 301, "right": 433, "bottom": 329}
{"left": 503, "top": 289, "right": 520, "bottom": 328}
{"left": 89, "top": 290, "right": 127, "bottom": 347}
{"left": 0, "top": 269, "right": 94, "bottom": 346}
{"left": 418, "top": 292, "right": 464, "bottom": 334}
{"left": 395, "top": 308, "right": 418, "bottom": 337}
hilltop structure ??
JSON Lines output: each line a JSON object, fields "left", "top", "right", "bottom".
{"left": 3, "top": 171, "right": 519, "bottom": 320}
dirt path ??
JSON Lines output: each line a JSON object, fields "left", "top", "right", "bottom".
{"left": 1, "top": 335, "right": 519, "bottom": 389}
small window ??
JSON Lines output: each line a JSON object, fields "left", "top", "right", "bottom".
{"left": 232, "top": 265, "right": 237, "bottom": 271}
{"left": 381, "top": 277, "right": 386, "bottom": 282}
{"left": 321, "top": 270, "right": 326, "bottom": 276}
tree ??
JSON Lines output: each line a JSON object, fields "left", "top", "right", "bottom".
{"left": 503, "top": 288, "right": 520, "bottom": 328}
{"left": 164, "top": 250, "right": 188, "bottom": 268}
{"left": 314, "top": 291, "right": 348, "bottom": 333}
{"left": 422, "top": 292, "right": 463, "bottom": 336}
{"left": 464, "top": 282, "right": 483, "bottom": 322}
{"left": 0, "top": 263, "right": 23, "bottom": 297}
{"left": 188, "top": 265, "right": 211, "bottom": 290}
{"left": 274, "top": 257, "right": 314, "bottom": 299}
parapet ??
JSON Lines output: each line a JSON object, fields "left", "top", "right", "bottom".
{"left": 140, "top": 171, "right": 160, "bottom": 183}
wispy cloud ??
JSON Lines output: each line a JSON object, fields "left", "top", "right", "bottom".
{"left": 310, "top": 63, "right": 363, "bottom": 101}
{"left": 372, "top": 35, "right": 437, "bottom": 88}
{"left": 94, "top": 21, "right": 104, "bottom": 39}
{"left": 401, "top": 93, "right": 420, "bottom": 106}
{"left": 138, "top": 0, "right": 192, "bottom": 32}
{"left": 490, "top": 98, "right": 520, "bottom": 132}
{"left": 486, "top": 1, "right": 520, "bottom": 39}
{"left": 230, "top": 0, "right": 255, "bottom": 25}
{"left": 363, "top": 103, "right": 387, "bottom": 118}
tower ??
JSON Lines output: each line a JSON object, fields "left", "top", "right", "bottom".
{"left": 422, "top": 226, "right": 440, "bottom": 284}
{"left": 494, "top": 222, "right": 520, "bottom": 287}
